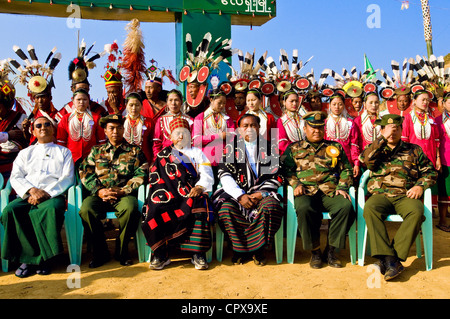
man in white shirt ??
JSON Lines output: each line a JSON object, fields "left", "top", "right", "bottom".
{"left": 1, "top": 116, "right": 74, "bottom": 278}
{"left": 213, "top": 114, "right": 284, "bottom": 266}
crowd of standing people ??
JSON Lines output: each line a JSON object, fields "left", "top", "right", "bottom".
{"left": 0, "top": 26, "right": 448, "bottom": 282}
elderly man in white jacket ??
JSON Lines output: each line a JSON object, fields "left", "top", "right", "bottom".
{"left": 1, "top": 116, "right": 74, "bottom": 278}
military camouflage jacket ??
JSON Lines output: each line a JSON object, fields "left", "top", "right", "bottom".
{"left": 79, "top": 140, "right": 148, "bottom": 196}
{"left": 280, "top": 139, "right": 353, "bottom": 197}
{"left": 359, "top": 136, "right": 437, "bottom": 197}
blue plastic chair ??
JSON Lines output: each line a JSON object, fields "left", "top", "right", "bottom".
{"left": 65, "top": 183, "right": 150, "bottom": 265}
{"left": 215, "top": 186, "right": 285, "bottom": 264}
{"left": 357, "top": 170, "right": 433, "bottom": 270}
{"left": 0, "top": 178, "right": 76, "bottom": 272}
{"left": 285, "top": 185, "right": 357, "bottom": 265}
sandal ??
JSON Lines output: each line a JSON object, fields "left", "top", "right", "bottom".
{"left": 252, "top": 249, "right": 267, "bottom": 266}
{"left": 15, "top": 263, "right": 35, "bottom": 278}
{"left": 36, "top": 265, "right": 51, "bottom": 276}
{"left": 436, "top": 224, "right": 450, "bottom": 232}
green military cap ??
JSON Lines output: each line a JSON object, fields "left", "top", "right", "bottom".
{"left": 99, "top": 114, "right": 125, "bottom": 128}
{"left": 303, "top": 111, "right": 327, "bottom": 127}
{"left": 375, "top": 114, "right": 404, "bottom": 127}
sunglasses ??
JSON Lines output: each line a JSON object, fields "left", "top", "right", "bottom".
{"left": 35, "top": 122, "right": 52, "bottom": 129}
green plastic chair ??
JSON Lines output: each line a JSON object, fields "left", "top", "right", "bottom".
{"left": 65, "top": 183, "right": 150, "bottom": 265}
{"left": 0, "top": 174, "right": 8, "bottom": 272}
{"left": 215, "top": 186, "right": 285, "bottom": 264}
{"left": 357, "top": 170, "right": 433, "bottom": 270}
{"left": 0, "top": 178, "right": 76, "bottom": 272}
{"left": 285, "top": 185, "right": 357, "bottom": 265}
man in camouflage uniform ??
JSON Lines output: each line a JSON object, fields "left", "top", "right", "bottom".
{"left": 79, "top": 114, "right": 148, "bottom": 268}
{"left": 280, "top": 111, "right": 356, "bottom": 269}
{"left": 359, "top": 114, "right": 437, "bottom": 280}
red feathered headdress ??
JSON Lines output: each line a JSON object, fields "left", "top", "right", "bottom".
{"left": 121, "top": 18, "right": 146, "bottom": 94}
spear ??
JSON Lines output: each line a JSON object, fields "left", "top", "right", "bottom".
{"left": 421, "top": 0, "right": 433, "bottom": 58}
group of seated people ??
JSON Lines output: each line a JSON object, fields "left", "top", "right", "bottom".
{"left": 0, "top": 73, "right": 444, "bottom": 284}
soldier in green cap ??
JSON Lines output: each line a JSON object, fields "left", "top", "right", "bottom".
{"left": 359, "top": 113, "right": 437, "bottom": 281}
{"left": 78, "top": 114, "right": 148, "bottom": 268}
{"left": 280, "top": 111, "right": 356, "bottom": 269}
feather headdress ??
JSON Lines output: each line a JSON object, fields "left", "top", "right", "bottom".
{"left": 328, "top": 66, "right": 382, "bottom": 99}
{"left": 0, "top": 59, "right": 16, "bottom": 103}
{"left": 68, "top": 38, "right": 106, "bottom": 84}
{"left": 303, "top": 68, "right": 334, "bottom": 99}
{"left": 145, "top": 58, "right": 179, "bottom": 87}
{"left": 225, "top": 48, "right": 267, "bottom": 92}
{"left": 179, "top": 32, "right": 233, "bottom": 85}
{"left": 102, "top": 40, "right": 123, "bottom": 88}
{"left": 263, "top": 49, "right": 314, "bottom": 95}
{"left": 377, "top": 58, "right": 416, "bottom": 99}
{"left": 411, "top": 54, "right": 450, "bottom": 98}
{"left": 121, "top": 18, "right": 146, "bottom": 94}
{"left": 8, "top": 44, "right": 62, "bottom": 94}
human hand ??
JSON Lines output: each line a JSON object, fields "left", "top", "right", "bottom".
{"left": 381, "top": 124, "right": 396, "bottom": 140}
{"left": 188, "top": 186, "right": 204, "bottom": 198}
{"left": 22, "top": 118, "right": 31, "bottom": 132}
{"left": 406, "top": 186, "right": 423, "bottom": 199}
{"left": 247, "top": 192, "right": 263, "bottom": 207}
{"left": 98, "top": 187, "right": 125, "bottom": 203}
{"left": 27, "top": 187, "right": 50, "bottom": 205}
{"left": 238, "top": 194, "right": 258, "bottom": 210}
{"left": 336, "top": 189, "right": 351, "bottom": 201}
{"left": 294, "top": 185, "right": 305, "bottom": 197}
{"left": 108, "top": 94, "right": 120, "bottom": 114}
{"left": 436, "top": 157, "right": 442, "bottom": 173}
{"left": 353, "top": 165, "right": 361, "bottom": 178}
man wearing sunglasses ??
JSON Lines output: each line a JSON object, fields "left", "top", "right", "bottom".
{"left": 1, "top": 116, "right": 75, "bottom": 278}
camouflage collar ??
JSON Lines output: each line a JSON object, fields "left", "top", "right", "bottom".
{"left": 104, "top": 140, "right": 133, "bottom": 152}
{"left": 301, "top": 139, "right": 327, "bottom": 151}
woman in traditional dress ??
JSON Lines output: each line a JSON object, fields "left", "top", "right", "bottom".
{"left": 152, "top": 89, "right": 192, "bottom": 162}
{"left": 277, "top": 89, "right": 306, "bottom": 154}
{"left": 142, "top": 118, "right": 214, "bottom": 270}
{"left": 192, "top": 88, "right": 235, "bottom": 187}
{"left": 435, "top": 92, "right": 450, "bottom": 232}
{"left": 0, "top": 76, "right": 28, "bottom": 181}
{"left": 401, "top": 89, "right": 441, "bottom": 212}
{"left": 353, "top": 91, "right": 383, "bottom": 152}
{"left": 244, "top": 88, "right": 276, "bottom": 140}
{"left": 324, "top": 93, "right": 361, "bottom": 178}
{"left": 56, "top": 88, "right": 106, "bottom": 167}
{"left": 401, "top": 90, "right": 440, "bottom": 170}
{"left": 122, "top": 92, "right": 153, "bottom": 163}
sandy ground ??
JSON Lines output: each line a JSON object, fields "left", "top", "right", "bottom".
{"left": 0, "top": 217, "right": 449, "bottom": 300}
